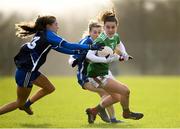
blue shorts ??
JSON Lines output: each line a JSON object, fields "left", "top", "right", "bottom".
{"left": 15, "top": 68, "right": 41, "bottom": 88}
{"left": 77, "top": 71, "right": 89, "bottom": 89}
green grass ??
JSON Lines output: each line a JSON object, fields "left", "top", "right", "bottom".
{"left": 0, "top": 76, "right": 180, "bottom": 128}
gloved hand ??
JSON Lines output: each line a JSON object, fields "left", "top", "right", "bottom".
{"left": 74, "top": 50, "right": 87, "bottom": 55}
{"left": 71, "top": 55, "right": 86, "bottom": 67}
{"left": 89, "top": 44, "right": 104, "bottom": 50}
{"left": 71, "top": 59, "right": 79, "bottom": 67}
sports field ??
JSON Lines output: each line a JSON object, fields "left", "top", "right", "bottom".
{"left": 0, "top": 76, "right": 180, "bottom": 128}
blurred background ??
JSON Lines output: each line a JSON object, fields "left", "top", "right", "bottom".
{"left": 0, "top": 0, "right": 179, "bottom": 76}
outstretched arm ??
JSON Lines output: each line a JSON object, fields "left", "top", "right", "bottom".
{"left": 46, "top": 30, "right": 101, "bottom": 50}
{"left": 52, "top": 46, "right": 80, "bottom": 55}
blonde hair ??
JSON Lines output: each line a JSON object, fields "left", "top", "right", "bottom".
{"left": 82, "top": 20, "right": 102, "bottom": 38}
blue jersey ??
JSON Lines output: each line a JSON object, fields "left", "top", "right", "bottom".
{"left": 76, "top": 36, "right": 93, "bottom": 87}
{"left": 79, "top": 36, "right": 93, "bottom": 45}
{"left": 73, "top": 36, "right": 93, "bottom": 58}
{"left": 14, "top": 30, "right": 90, "bottom": 72}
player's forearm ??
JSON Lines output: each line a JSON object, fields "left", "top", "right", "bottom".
{"left": 118, "top": 41, "right": 131, "bottom": 61}
{"left": 53, "top": 47, "right": 77, "bottom": 55}
{"left": 61, "top": 41, "right": 90, "bottom": 50}
{"left": 46, "top": 30, "right": 90, "bottom": 50}
{"left": 86, "top": 50, "right": 107, "bottom": 63}
{"left": 119, "top": 41, "right": 128, "bottom": 55}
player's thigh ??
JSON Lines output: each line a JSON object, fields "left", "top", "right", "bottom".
{"left": 84, "top": 82, "right": 108, "bottom": 96}
{"left": 104, "top": 78, "right": 130, "bottom": 95}
{"left": 32, "top": 74, "right": 55, "bottom": 91}
{"left": 101, "top": 94, "right": 119, "bottom": 104}
{"left": 104, "top": 91, "right": 121, "bottom": 102}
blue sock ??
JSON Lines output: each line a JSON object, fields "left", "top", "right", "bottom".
{"left": 110, "top": 117, "right": 116, "bottom": 121}
{"left": 24, "top": 100, "right": 32, "bottom": 108}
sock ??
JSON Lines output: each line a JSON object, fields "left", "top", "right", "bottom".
{"left": 123, "top": 108, "right": 130, "bottom": 113}
{"left": 110, "top": 116, "right": 116, "bottom": 120}
{"left": 24, "top": 99, "right": 33, "bottom": 108}
{"left": 96, "top": 104, "right": 105, "bottom": 112}
{"left": 91, "top": 104, "right": 104, "bottom": 115}
{"left": 122, "top": 108, "right": 131, "bottom": 118}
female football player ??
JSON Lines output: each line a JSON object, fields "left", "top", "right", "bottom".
{"left": 85, "top": 10, "right": 144, "bottom": 123}
{"left": 69, "top": 20, "right": 122, "bottom": 123}
{"left": 0, "top": 15, "right": 102, "bottom": 115}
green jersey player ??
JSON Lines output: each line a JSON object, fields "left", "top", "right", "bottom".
{"left": 85, "top": 9, "right": 144, "bottom": 124}
{"left": 87, "top": 32, "right": 120, "bottom": 77}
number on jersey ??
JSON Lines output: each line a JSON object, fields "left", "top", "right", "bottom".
{"left": 27, "top": 36, "right": 40, "bottom": 49}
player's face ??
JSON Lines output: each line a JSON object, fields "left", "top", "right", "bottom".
{"left": 47, "top": 20, "right": 59, "bottom": 33}
{"left": 104, "top": 22, "right": 117, "bottom": 38}
{"left": 90, "top": 27, "right": 102, "bottom": 40}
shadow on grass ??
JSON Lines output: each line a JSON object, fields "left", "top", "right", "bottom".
{"left": 81, "top": 122, "right": 137, "bottom": 128}
{"left": 20, "top": 123, "right": 52, "bottom": 128}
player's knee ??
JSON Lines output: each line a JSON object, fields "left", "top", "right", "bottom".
{"left": 51, "top": 86, "right": 56, "bottom": 93}
{"left": 46, "top": 85, "right": 55, "bottom": 94}
{"left": 125, "top": 88, "right": 130, "bottom": 96}
{"left": 122, "top": 85, "right": 130, "bottom": 96}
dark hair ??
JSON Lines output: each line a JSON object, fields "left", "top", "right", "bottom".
{"left": 16, "top": 15, "right": 56, "bottom": 38}
{"left": 99, "top": 9, "right": 118, "bottom": 25}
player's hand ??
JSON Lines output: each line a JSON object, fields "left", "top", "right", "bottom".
{"left": 119, "top": 54, "right": 133, "bottom": 61}
{"left": 71, "top": 55, "right": 86, "bottom": 67}
{"left": 89, "top": 44, "right": 104, "bottom": 50}
{"left": 119, "top": 55, "right": 124, "bottom": 61}
{"left": 74, "top": 50, "right": 87, "bottom": 55}
{"left": 128, "top": 55, "right": 133, "bottom": 60}
{"left": 72, "top": 59, "right": 79, "bottom": 67}
{"left": 106, "top": 54, "right": 120, "bottom": 63}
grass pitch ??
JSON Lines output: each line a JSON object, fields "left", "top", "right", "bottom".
{"left": 0, "top": 76, "right": 180, "bottom": 128}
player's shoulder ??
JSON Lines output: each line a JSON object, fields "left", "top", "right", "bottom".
{"left": 114, "top": 33, "right": 120, "bottom": 43}
{"left": 93, "top": 32, "right": 107, "bottom": 44}
{"left": 79, "top": 36, "right": 93, "bottom": 45}
{"left": 99, "top": 32, "right": 108, "bottom": 41}
{"left": 114, "top": 33, "right": 120, "bottom": 38}
{"left": 46, "top": 29, "right": 62, "bottom": 39}
{"left": 34, "top": 31, "right": 44, "bottom": 37}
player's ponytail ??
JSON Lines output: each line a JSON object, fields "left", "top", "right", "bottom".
{"left": 99, "top": 8, "right": 118, "bottom": 25}
{"left": 16, "top": 15, "right": 56, "bottom": 38}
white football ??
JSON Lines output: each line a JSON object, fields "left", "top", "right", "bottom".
{"left": 97, "top": 46, "right": 113, "bottom": 57}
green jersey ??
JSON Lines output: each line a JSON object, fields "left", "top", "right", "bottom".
{"left": 87, "top": 32, "right": 120, "bottom": 77}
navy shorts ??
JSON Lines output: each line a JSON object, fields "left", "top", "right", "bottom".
{"left": 77, "top": 71, "right": 89, "bottom": 89}
{"left": 15, "top": 68, "right": 41, "bottom": 88}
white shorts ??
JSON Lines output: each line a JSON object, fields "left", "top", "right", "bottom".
{"left": 88, "top": 71, "right": 115, "bottom": 88}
